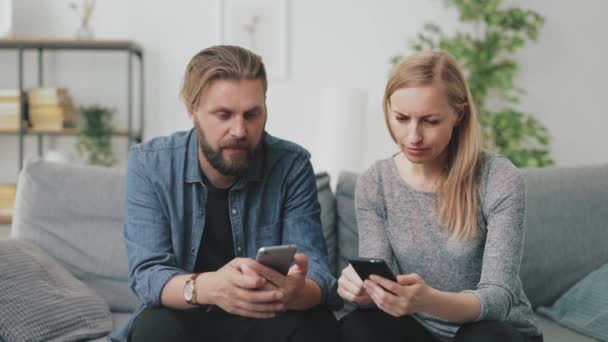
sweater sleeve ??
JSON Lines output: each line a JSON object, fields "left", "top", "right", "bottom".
{"left": 464, "top": 156, "right": 527, "bottom": 321}
{"left": 355, "top": 164, "right": 399, "bottom": 274}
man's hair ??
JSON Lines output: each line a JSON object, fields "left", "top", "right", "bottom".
{"left": 180, "top": 45, "right": 267, "bottom": 112}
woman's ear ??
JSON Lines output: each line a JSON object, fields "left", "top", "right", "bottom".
{"left": 454, "top": 103, "right": 467, "bottom": 126}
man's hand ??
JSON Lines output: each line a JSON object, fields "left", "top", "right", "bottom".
{"left": 198, "top": 258, "right": 285, "bottom": 318}
{"left": 246, "top": 253, "right": 320, "bottom": 310}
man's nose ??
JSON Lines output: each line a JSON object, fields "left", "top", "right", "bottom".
{"left": 230, "top": 116, "right": 247, "bottom": 139}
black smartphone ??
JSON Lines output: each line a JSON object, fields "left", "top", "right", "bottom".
{"left": 349, "top": 257, "right": 397, "bottom": 282}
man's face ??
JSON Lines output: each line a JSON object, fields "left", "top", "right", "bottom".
{"left": 190, "top": 79, "right": 266, "bottom": 176}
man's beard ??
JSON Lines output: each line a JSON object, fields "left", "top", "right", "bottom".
{"left": 195, "top": 122, "right": 259, "bottom": 177}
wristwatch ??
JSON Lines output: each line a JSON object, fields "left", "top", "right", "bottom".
{"left": 184, "top": 273, "right": 202, "bottom": 305}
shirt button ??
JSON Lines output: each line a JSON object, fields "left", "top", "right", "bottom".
{"left": 231, "top": 209, "right": 238, "bottom": 215}
{"left": 191, "top": 247, "right": 195, "bottom": 254}
{"left": 237, "top": 246, "right": 242, "bottom": 252}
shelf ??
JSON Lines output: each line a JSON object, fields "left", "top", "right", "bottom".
{"left": 0, "top": 38, "right": 143, "bottom": 57}
{"left": 0, "top": 127, "right": 137, "bottom": 137}
{"left": 0, "top": 215, "right": 11, "bottom": 225}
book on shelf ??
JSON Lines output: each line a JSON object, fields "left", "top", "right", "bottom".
{"left": 27, "top": 87, "right": 76, "bottom": 129}
{"left": 0, "top": 89, "right": 20, "bottom": 100}
{"left": 0, "top": 90, "right": 22, "bottom": 130}
{"left": 0, "top": 102, "right": 21, "bottom": 114}
{"left": 0, "top": 184, "right": 16, "bottom": 218}
{"left": 28, "top": 87, "right": 68, "bottom": 98}
{"left": 30, "top": 122, "right": 64, "bottom": 131}
{"left": 0, "top": 116, "right": 20, "bottom": 130}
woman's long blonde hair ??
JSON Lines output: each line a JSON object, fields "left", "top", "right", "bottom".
{"left": 384, "top": 51, "right": 483, "bottom": 240}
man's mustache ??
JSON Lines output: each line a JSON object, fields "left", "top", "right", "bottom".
{"left": 220, "top": 140, "right": 249, "bottom": 149}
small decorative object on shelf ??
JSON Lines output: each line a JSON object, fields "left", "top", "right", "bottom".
{"left": 69, "top": 0, "right": 96, "bottom": 40}
{"left": 76, "top": 105, "right": 117, "bottom": 167}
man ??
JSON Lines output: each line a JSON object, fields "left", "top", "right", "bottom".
{"left": 111, "top": 45, "right": 341, "bottom": 342}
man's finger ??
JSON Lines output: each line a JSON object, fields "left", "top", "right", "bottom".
{"left": 247, "top": 260, "right": 285, "bottom": 286}
{"left": 232, "top": 268, "right": 266, "bottom": 289}
{"left": 239, "top": 287, "right": 283, "bottom": 303}
{"left": 236, "top": 300, "right": 284, "bottom": 313}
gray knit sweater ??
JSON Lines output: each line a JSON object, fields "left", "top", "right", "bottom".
{"left": 355, "top": 152, "right": 542, "bottom": 340}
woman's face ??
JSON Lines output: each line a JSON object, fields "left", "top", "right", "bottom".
{"left": 388, "top": 83, "right": 461, "bottom": 165}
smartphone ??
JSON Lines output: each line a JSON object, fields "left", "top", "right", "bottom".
{"left": 256, "top": 244, "right": 297, "bottom": 275}
{"left": 349, "top": 257, "right": 397, "bottom": 282}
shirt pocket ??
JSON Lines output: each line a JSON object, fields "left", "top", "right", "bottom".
{"left": 255, "top": 221, "right": 281, "bottom": 247}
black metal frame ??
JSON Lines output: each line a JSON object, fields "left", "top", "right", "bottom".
{"left": 0, "top": 39, "right": 144, "bottom": 171}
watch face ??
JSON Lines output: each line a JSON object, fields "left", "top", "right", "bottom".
{"left": 184, "top": 282, "right": 193, "bottom": 301}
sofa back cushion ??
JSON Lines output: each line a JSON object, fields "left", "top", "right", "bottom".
{"left": 12, "top": 159, "right": 138, "bottom": 312}
{"left": 333, "top": 163, "right": 608, "bottom": 308}
{"left": 335, "top": 172, "right": 359, "bottom": 276}
{"left": 316, "top": 172, "right": 338, "bottom": 275}
{"left": 520, "top": 163, "right": 608, "bottom": 308}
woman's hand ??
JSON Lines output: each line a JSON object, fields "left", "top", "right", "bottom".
{"left": 337, "top": 264, "right": 373, "bottom": 305}
{"left": 364, "top": 273, "right": 433, "bottom": 317}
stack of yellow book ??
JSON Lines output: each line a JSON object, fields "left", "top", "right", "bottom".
{"left": 0, "top": 89, "right": 21, "bottom": 130}
{"left": 0, "top": 184, "right": 17, "bottom": 220}
{"left": 28, "top": 87, "right": 76, "bottom": 130}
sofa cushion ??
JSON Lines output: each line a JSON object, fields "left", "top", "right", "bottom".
{"left": 520, "top": 163, "right": 608, "bottom": 308}
{"left": 316, "top": 172, "right": 337, "bottom": 275}
{"left": 335, "top": 172, "right": 359, "bottom": 275}
{"left": 0, "top": 239, "right": 112, "bottom": 342}
{"left": 11, "top": 159, "right": 138, "bottom": 312}
{"left": 538, "top": 316, "right": 598, "bottom": 342}
{"left": 537, "top": 261, "right": 608, "bottom": 341}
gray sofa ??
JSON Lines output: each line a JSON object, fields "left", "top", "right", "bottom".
{"left": 4, "top": 158, "right": 608, "bottom": 341}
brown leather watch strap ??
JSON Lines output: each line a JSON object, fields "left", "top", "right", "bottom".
{"left": 186, "top": 272, "right": 203, "bottom": 305}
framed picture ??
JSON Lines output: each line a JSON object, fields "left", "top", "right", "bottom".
{"left": 0, "top": 0, "right": 13, "bottom": 38}
{"left": 220, "top": 0, "right": 289, "bottom": 80}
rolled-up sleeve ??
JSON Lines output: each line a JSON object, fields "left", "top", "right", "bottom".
{"left": 281, "top": 156, "right": 342, "bottom": 309}
{"left": 124, "top": 147, "right": 187, "bottom": 307}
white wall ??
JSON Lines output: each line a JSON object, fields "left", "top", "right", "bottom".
{"left": 1, "top": 0, "right": 606, "bottom": 184}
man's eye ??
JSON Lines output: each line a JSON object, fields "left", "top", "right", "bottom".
{"left": 396, "top": 115, "right": 409, "bottom": 122}
{"left": 217, "top": 112, "right": 230, "bottom": 120}
{"left": 245, "top": 111, "right": 259, "bottom": 119}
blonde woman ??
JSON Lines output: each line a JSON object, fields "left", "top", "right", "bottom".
{"left": 338, "top": 51, "right": 543, "bottom": 342}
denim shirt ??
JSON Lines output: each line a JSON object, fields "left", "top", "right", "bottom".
{"left": 110, "top": 129, "right": 339, "bottom": 341}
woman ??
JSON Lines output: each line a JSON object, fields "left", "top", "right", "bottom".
{"left": 338, "top": 51, "right": 543, "bottom": 342}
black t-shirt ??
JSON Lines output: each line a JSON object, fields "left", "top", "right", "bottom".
{"left": 194, "top": 175, "right": 235, "bottom": 273}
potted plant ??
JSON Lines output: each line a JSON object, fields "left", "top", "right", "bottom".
{"left": 393, "top": 0, "right": 553, "bottom": 167}
{"left": 76, "top": 105, "right": 117, "bottom": 167}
